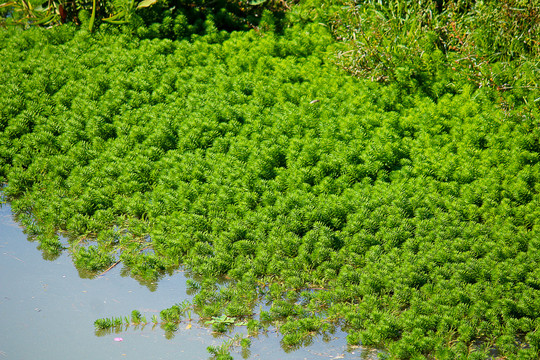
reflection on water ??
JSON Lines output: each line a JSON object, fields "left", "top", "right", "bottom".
{"left": 0, "top": 203, "right": 367, "bottom": 359}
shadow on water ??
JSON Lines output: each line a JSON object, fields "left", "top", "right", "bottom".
{"left": 0, "top": 201, "right": 375, "bottom": 359}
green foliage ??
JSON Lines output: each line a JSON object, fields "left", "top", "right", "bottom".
{"left": 160, "top": 304, "right": 183, "bottom": 322}
{"left": 95, "top": 309, "right": 150, "bottom": 332}
{"left": 2, "top": 4, "right": 540, "bottom": 359}
{"left": 72, "top": 245, "right": 115, "bottom": 272}
{"left": 207, "top": 341, "right": 234, "bottom": 360}
{"left": 206, "top": 315, "right": 236, "bottom": 333}
{"left": 1, "top": 0, "right": 290, "bottom": 39}
{"left": 207, "top": 334, "right": 249, "bottom": 359}
{"left": 131, "top": 309, "right": 143, "bottom": 324}
{"left": 333, "top": 0, "right": 540, "bottom": 107}
{"left": 94, "top": 316, "right": 123, "bottom": 329}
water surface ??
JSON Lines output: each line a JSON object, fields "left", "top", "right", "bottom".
{"left": 0, "top": 203, "right": 369, "bottom": 359}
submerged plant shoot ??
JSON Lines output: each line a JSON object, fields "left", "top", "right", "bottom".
{"left": 1, "top": 0, "right": 540, "bottom": 358}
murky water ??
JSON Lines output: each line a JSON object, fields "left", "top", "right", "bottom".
{"left": 0, "top": 203, "right": 370, "bottom": 359}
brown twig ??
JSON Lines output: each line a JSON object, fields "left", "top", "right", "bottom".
{"left": 98, "top": 260, "right": 121, "bottom": 276}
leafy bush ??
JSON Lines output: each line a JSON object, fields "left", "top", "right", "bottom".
{"left": 333, "top": 0, "right": 540, "bottom": 107}
{"left": 0, "top": 0, "right": 290, "bottom": 36}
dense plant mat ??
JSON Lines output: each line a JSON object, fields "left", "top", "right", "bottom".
{"left": 1, "top": 10, "right": 540, "bottom": 359}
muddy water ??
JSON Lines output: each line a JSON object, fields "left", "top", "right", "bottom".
{"left": 0, "top": 203, "right": 369, "bottom": 359}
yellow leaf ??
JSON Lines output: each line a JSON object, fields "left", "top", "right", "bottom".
{"left": 137, "top": 0, "right": 156, "bottom": 9}
{"left": 186, "top": 323, "right": 192, "bottom": 329}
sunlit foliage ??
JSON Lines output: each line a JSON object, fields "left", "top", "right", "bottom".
{"left": 1, "top": 3, "right": 540, "bottom": 358}
{"left": 333, "top": 0, "right": 540, "bottom": 109}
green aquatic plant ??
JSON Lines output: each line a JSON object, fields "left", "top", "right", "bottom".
{"left": 207, "top": 334, "right": 249, "bottom": 360}
{"left": 130, "top": 309, "right": 142, "bottom": 324}
{"left": 94, "top": 316, "right": 123, "bottom": 329}
{"left": 72, "top": 246, "right": 115, "bottom": 272}
{"left": 205, "top": 315, "right": 236, "bottom": 333}
{"left": 2, "top": 2, "right": 540, "bottom": 358}
{"left": 95, "top": 311, "right": 149, "bottom": 329}
{"left": 206, "top": 342, "right": 233, "bottom": 360}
